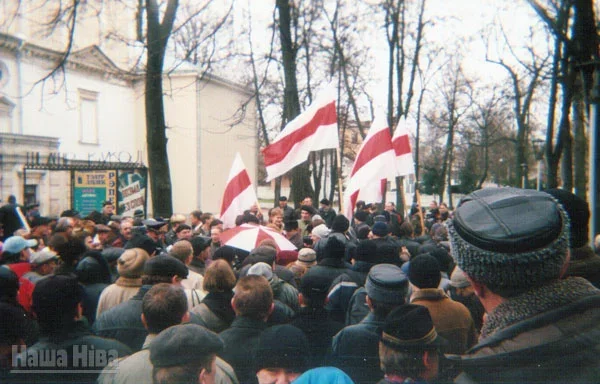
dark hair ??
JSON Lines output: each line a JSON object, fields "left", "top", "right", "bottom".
{"left": 233, "top": 275, "right": 273, "bottom": 320}
{"left": 242, "top": 213, "right": 260, "bottom": 224}
{"left": 370, "top": 297, "right": 400, "bottom": 319}
{"left": 175, "top": 224, "right": 192, "bottom": 234}
{"left": 52, "top": 235, "right": 87, "bottom": 267}
{"left": 142, "top": 275, "right": 173, "bottom": 286}
{"left": 399, "top": 222, "right": 414, "bottom": 238}
{"left": 203, "top": 260, "right": 236, "bottom": 292}
{"left": 190, "top": 210, "right": 203, "bottom": 220}
{"left": 142, "top": 284, "right": 188, "bottom": 334}
{"left": 209, "top": 219, "right": 223, "bottom": 229}
{"left": 200, "top": 213, "right": 213, "bottom": 224}
{"left": 213, "top": 246, "right": 236, "bottom": 265}
{"left": 0, "top": 251, "right": 21, "bottom": 264}
{"left": 32, "top": 275, "right": 83, "bottom": 334}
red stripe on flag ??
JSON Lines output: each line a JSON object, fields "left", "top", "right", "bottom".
{"left": 351, "top": 129, "right": 393, "bottom": 177}
{"left": 220, "top": 170, "right": 252, "bottom": 215}
{"left": 349, "top": 190, "right": 359, "bottom": 219}
{"left": 262, "top": 102, "right": 337, "bottom": 166}
{"left": 392, "top": 135, "right": 411, "bottom": 156}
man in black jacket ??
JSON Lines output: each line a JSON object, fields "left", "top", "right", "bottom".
{"left": 93, "top": 255, "right": 201, "bottom": 352}
{"left": 14, "top": 275, "right": 131, "bottom": 383}
{"left": 218, "top": 275, "right": 274, "bottom": 384}
{"left": 331, "top": 264, "right": 409, "bottom": 383}
{"left": 447, "top": 188, "right": 600, "bottom": 383}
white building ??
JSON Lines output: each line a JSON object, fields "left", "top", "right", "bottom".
{"left": 0, "top": 2, "right": 256, "bottom": 217}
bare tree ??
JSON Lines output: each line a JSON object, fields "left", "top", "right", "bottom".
{"left": 527, "top": 0, "right": 598, "bottom": 197}
{"left": 275, "top": 0, "right": 314, "bottom": 207}
{"left": 486, "top": 25, "right": 550, "bottom": 190}
{"left": 424, "top": 61, "right": 472, "bottom": 206}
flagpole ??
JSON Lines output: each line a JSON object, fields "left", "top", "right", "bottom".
{"left": 335, "top": 148, "right": 344, "bottom": 214}
{"left": 415, "top": 189, "right": 426, "bottom": 234}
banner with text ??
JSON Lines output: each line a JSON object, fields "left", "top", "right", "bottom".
{"left": 117, "top": 170, "right": 147, "bottom": 217}
{"left": 73, "top": 171, "right": 117, "bottom": 217}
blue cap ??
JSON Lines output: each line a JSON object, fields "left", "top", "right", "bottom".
{"left": 2, "top": 236, "right": 38, "bottom": 254}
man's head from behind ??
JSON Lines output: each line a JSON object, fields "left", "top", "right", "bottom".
{"left": 169, "top": 240, "right": 193, "bottom": 265}
{"left": 232, "top": 275, "right": 273, "bottom": 321}
{"left": 32, "top": 274, "right": 83, "bottom": 334}
{"left": 142, "top": 283, "right": 189, "bottom": 334}
{"left": 447, "top": 187, "right": 570, "bottom": 298}
{"left": 151, "top": 324, "right": 223, "bottom": 384}
{"left": 408, "top": 255, "right": 441, "bottom": 289}
{"left": 142, "top": 255, "right": 189, "bottom": 286}
{"left": 255, "top": 325, "right": 309, "bottom": 384}
{"left": 379, "top": 304, "right": 445, "bottom": 381}
{"left": 365, "top": 264, "right": 409, "bottom": 318}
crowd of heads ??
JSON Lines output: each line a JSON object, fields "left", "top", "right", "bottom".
{"left": 1, "top": 185, "right": 599, "bottom": 384}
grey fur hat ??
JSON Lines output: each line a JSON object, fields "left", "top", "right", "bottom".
{"left": 446, "top": 188, "right": 570, "bottom": 296}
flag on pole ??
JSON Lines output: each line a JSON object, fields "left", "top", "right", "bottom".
{"left": 220, "top": 153, "right": 259, "bottom": 229}
{"left": 392, "top": 117, "right": 415, "bottom": 176}
{"left": 262, "top": 87, "right": 339, "bottom": 181}
{"left": 343, "top": 114, "right": 396, "bottom": 219}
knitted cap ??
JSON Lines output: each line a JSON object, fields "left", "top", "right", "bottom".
{"left": 447, "top": 188, "right": 570, "bottom": 295}
{"left": 311, "top": 224, "right": 330, "bottom": 239}
{"left": 297, "top": 248, "right": 316, "bottom": 266}
{"left": 117, "top": 248, "right": 149, "bottom": 278}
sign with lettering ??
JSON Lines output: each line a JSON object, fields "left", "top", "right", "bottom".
{"left": 117, "top": 170, "right": 147, "bottom": 217}
{"left": 73, "top": 171, "right": 117, "bottom": 217}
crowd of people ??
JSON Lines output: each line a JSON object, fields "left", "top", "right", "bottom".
{"left": 0, "top": 187, "right": 599, "bottom": 384}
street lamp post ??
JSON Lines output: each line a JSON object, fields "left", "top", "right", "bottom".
{"left": 520, "top": 163, "right": 528, "bottom": 189}
{"left": 531, "top": 138, "right": 545, "bottom": 191}
{"left": 590, "top": 67, "right": 600, "bottom": 244}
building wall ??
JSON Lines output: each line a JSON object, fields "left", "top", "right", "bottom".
{"left": 164, "top": 74, "right": 201, "bottom": 214}
{"left": 0, "top": 43, "right": 139, "bottom": 215}
{"left": 0, "top": 0, "right": 135, "bottom": 69}
{"left": 197, "top": 77, "right": 257, "bottom": 214}
{"left": 134, "top": 74, "right": 257, "bottom": 217}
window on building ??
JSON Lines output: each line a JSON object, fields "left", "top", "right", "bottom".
{"left": 0, "top": 96, "right": 15, "bottom": 134}
{"left": 79, "top": 89, "right": 99, "bottom": 144}
{"left": 24, "top": 185, "right": 37, "bottom": 207}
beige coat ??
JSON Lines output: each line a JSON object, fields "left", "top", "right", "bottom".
{"left": 410, "top": 288, "right": 478, "bottom": 354}
{"left": 96, "top": 277, "right": 142, "bottom": 317}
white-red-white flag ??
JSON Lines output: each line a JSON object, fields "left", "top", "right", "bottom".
{"left": 343, "top": 114, "right": 396, "bottom": 219}
{"left": 392, "top": 117, "right": 415, "bottom": 176}
{"left": 262, "top": 87, "right": 338, "bottom": 181}
{"left": 220, "top": 153, "right": 259, "bottom": 229}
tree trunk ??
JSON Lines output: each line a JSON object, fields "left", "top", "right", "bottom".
{"left": 573, "top": 92, "right": 587, "bottom": 198}
{"left": 145, "top": 0, "right": 178, "bottom": 217}
{"left": 276, "top": 0, "right": 314, "bottom": 207}
{"left": 562, "top": 129, "right": 573, "bottom": 191}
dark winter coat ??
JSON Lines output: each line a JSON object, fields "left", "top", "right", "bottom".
{"left": 219, "top": 316, "right": 268, "bottom": 384}
{"left": 291, "top": 306, "right": 344, "bottom": 367}
{"left": 93, "top": 285, "right": 205, "bottom": 352}
{"left": 13, "top": 320, "right": 131, "bottom": 384}
{"left": 330, "top": 312, "right": 386, "bottom": 383}
{"left": 449, "top": 278, "right": 600, "bottom": 384}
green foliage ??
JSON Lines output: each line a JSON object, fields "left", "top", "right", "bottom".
{"left": 420, "top": 166, "right": 443, "bottom": 196}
